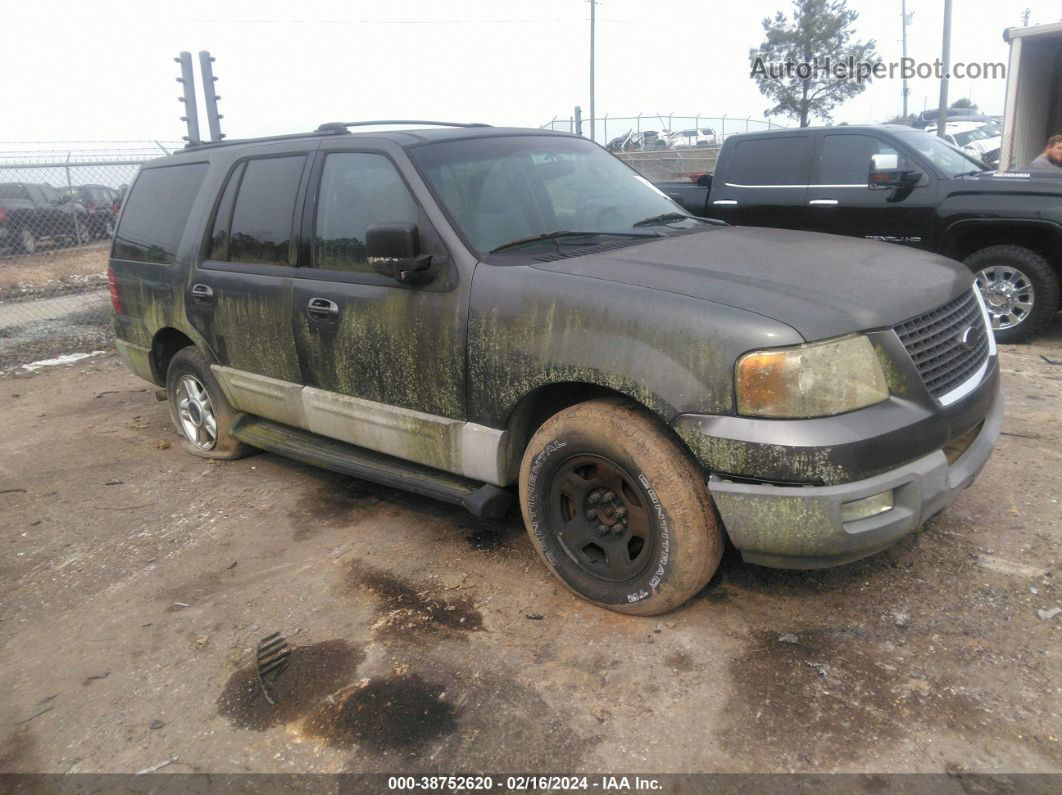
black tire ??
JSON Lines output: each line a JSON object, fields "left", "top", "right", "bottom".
{"left": 965, "top": 245, "right": 1060, "bottom": 343}
{"left": 518, "top": 399, "right": 723, "bottom": 616}
{"left": 165, "top": 347, "right": 250, "bottom": 460}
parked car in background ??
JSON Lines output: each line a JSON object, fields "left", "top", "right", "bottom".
{"left": 667, "top": 128, "right": 717, "bottom": 148}
{"left": 657, "top": 124, "right": 1062, "bottom": 342}
{"left": 605, "top": 130, "right": 668, "bottom": 152}
{"left": 924, "top": 121, "right": 1002, "bottom": 169}
{"left": 0, "top": 182, "right": 87, "bottom": 253}
{"left": 109, "top": 121, "right": 1001, "bottom": 615}
{"left": 913, "top": 109, "right": 994, "bottom": 129}
{"left": 60, "top": 184, "right": 119, "bottom": 239}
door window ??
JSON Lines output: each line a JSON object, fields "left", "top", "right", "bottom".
{"left": 818, "top": 135, "right": 902, "bottom": 185}
{"left": 225, "top": 155, "right": 306, "bottom": 266}
{"left": 313, "top": 153, "right": 419, "bottom": 273}
{"left": 726, "top": 137, "right": 809, "bottom": 185}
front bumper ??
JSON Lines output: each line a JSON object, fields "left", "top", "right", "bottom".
{"left": 702, "top": 380, "right": 1003, "bottom": 569}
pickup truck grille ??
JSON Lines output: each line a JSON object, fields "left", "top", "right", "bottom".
{"left": 894, "top": 289, "right": 990, "bottom": 400}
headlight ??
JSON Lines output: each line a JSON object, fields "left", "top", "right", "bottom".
{"left": 736, "top": 334, "right": 889, "bottom": 418}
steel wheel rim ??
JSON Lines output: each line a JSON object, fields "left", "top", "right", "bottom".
{"left": 20, "top": 229, "right": 35, "bottom": 252}
{"left": 974, "top": 265, "right": 1035, "bottom": 330}
{"left": 546, "top": 454, "right": 655, "bottom": 583}
{"left": 175, "top": 375, "right": 218, "bottom": 450}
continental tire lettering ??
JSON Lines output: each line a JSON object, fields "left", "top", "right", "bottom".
{"left": 526, "top": 440, "right": 567, "bottom": 545}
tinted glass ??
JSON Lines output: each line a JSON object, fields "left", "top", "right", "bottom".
{"left": 113, "top": 163, "right": 208, "bottom": 264}
{"left": 819, "top": 135, "right": 900, "bottom": 184}
{"left": 208, "top": 162, "right": 245, "bottom": 260}
{"left": 0, "top": 184, "right": 27, "bottom": 199}
{"left": 411, "top": 135, "right": 695, "bottom": 253}
{"left": 39, "top": 184, "right": 61, "bottom": 203}
{"left": 895, "top": 130, "right": 985, "bottom": 176}
{"left": 314, "top": 153, "right": 418, "bottom": 272}
{"left": 228, "top": 156, "right": 305, "bottom": 265}
{"left": 727, "top": 137, "right": 808, "bottom": 185}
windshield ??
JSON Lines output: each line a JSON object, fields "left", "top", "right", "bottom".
{"left": 896, "top": 130, "right": 987, "bottom": 176}
{"left": 409, "top": 135, "right": 696, "bottom": 253}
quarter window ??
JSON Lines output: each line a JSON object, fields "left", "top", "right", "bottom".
{"left": 113, "top": 163, "right": 209, "bottom": 264}
{"left": 314, "top": 153, "right": 419, "bottom": 273}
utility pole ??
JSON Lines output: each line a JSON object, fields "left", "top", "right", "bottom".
{"left": 901, "top": 0, "right": 912, "bottom": 119}
{"left": 1022, "top": 8, "right": 1031, "bottom": 26}
{"left": 935, "top": 0, "right": 952, "bottom": 138}
{"left": 589, "top": 0, "right": 596, "bottom": 143}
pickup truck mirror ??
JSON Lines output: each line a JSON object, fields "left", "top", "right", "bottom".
{"left": 366, "top": 222, "right": 434, "bottom": 285}
{"left": 695, "top": 173, "right": 713, "bottom": 188}
{"left": 868, "top": 154, "right": 923, "bottom": 190}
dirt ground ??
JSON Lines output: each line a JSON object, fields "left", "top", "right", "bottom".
{"left": 1, "top": 322, "right": 1060, "bottom": 777}
{"left": 0, "top": 244, "right": 108, "bottom": 294}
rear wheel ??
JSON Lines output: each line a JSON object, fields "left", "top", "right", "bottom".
{"left": 16, "top": 228, "right": 36, "bottom": 254}
{"left": 519, "top": 399, "right": 723, "bottom": 615}
{"left": 165, "top": 347, "right": 250, "bottom": 460}
{"left": 966, "top": 245, "right": 1060, "bottom": 343}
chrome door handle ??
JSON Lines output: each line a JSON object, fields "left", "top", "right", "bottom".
{"left": 191, "top": 283, "right": 214, "bottom": 302}
{"left": 306, "top": 297, "right": 339, "bottom": 320}
{"left": 712, "top": 200, "right": 738, "bottom": 206}
{"left": 809, "top": 199, "right": 839, "bottom": 206}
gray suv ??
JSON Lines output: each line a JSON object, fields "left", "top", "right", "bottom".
{"left": 108, "top": 121, "right": 1002, "bottom": 614}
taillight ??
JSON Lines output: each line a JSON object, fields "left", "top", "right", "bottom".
{"left": 107, "top": 265, "right": 123, "bottom": 314}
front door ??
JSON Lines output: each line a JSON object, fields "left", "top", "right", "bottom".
{"left": 290, "top": 146, "right": 471, "bottom": 472}
{"left": 804, "top": 133, "right": 936, "bottom": 248}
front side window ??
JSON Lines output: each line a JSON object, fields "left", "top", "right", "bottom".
{"left": 895, "top": 130, "right": 985, "bottom": 176}
{"left": 818, "top": 135, "right": 902, "bottom": 185}
{"left": 113, "top": 163, "right": 208, "bottom": 264}
{"left": 226, "top": 155, "right": 306, "bottom": 266}
{"left": 726, "top": 136, "right": 809, "bottom": 186}
{"left": 314, "top": 153, "right": 419, "bottom": 272}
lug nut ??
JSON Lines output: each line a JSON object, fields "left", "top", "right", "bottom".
{"left": 585, "top": 509, "right": 597, "bottom": 521}
{"left": 588, "top": 492, "right": 601, "bottom": 506}
{"left": 602, "top": 491, "right": 615, "bottom": 503}
{"left": 597, "top": 524, "right": 609, "bottom": 536}
{"left": 615, "top": 506, "right": 627, "bottom": 517}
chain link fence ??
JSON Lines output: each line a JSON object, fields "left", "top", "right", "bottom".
{"left": 0, "top": 142, "right": 181, "bottom": 369}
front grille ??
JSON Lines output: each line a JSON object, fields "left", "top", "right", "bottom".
{"left": 894, "top": 289, "right": 990, "bottom": 399}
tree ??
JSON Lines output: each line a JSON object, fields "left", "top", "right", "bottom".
{"left": 949, "top": 98, "right": 979, "bottom": 112}
{"left": 883, "top": 114, "right": 917, "bottom": 126}
{"left": 749, "top": 0, "right": 880, "bottom": 127}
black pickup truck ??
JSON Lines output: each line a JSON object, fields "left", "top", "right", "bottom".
{"left": 658, "top": 125, "right": 1062, "bottom": 342}
{"left": 0, "top": 182, "right": 87, "bottom": 254}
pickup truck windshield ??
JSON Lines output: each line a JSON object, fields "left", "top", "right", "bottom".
{"left": 894, "top": 130, "right": 987, "bottom": 176}
{"left": 410, "top": 135, "right": 695, "bottom": 253}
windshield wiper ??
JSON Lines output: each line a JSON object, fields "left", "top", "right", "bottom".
{"left": 489, "top": 230, "right": 656, "bottom": 254}
{"left": 632, "top": 212, "right": 692, "bottom": 228}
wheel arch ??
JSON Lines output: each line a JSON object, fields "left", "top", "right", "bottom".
{"left": 941, "top": 219, "right": 1062, "bottom": 271}
{"left": 150, "top": 327, "right": 202, "bottom": 384}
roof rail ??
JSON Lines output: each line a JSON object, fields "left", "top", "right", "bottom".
{"left": 316, "top": 120, "right": 492, "bottom": 132}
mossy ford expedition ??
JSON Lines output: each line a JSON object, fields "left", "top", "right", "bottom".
{"left": 109, "top": 122, "right": 1002, "bottom": 615}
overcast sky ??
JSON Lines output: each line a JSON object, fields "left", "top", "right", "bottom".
{"left": 3, "top": 0, "right": 1055, "bottom": 146}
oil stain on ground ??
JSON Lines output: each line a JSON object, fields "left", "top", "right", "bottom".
{"left": 217, "top": 639, "right": 365, "bottom": 731}
{"left": 289, "top": 476, "right": 380, "bottom": 541}
{"left": 347, "top": 560, "right": 483, "bottom": 638}
{"left": 305, "top": 674, "right": 457, "bottom": 754}
{"left": 721, "top": 628, "right": 993, "bottom": 766}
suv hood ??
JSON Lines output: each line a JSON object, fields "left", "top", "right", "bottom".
{"left": 532, "top": 226, "right": 971, "bottom": 341}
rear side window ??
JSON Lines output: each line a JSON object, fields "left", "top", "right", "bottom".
{"left": 113, "top": 163, "right": 208, "bottom": 264}
{"left": 726, "top": 137, "right": 808, "bottom": 186}
{"left": 225, "top": 156, "right": 306, "bottom": 266}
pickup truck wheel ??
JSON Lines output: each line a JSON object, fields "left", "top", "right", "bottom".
{"left": 165, "top": 347, "right": 250, "bottom": 460}
{"left": 16, "top": 228, "right": 36, "bottom": 254}
{"left": 966, "top": 245, "right": 1060, "bottom": 343}
{"left": 519, "top": 399, "right": 723, "bottom": 615}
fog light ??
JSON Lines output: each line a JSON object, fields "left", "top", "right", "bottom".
{"left": 841, "top": 490, "right": 894, "bottom": 523}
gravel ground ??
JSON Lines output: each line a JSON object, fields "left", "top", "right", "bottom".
{"left": 0, "top": 321, "right": 1060, "bottom": 778}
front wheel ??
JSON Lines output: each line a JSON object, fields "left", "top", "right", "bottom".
{"left": 518, "top": 399, "right": 723, "bottom": 615}
{"left": 966, "top": 245, "right": 1060, "bottom": 343}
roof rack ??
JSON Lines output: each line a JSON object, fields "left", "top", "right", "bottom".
{"left": 316, "top": 120, "right": 492, "bottom": 132}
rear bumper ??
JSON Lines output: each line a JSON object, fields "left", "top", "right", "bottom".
{"left": 706, "top": 380, "right": 1003, "bottom": 569}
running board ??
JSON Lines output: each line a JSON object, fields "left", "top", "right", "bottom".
{"left": 230, "top": 415, "right": 512, "bottom": 519}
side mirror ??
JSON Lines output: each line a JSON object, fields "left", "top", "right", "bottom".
{"left": 695, "top": 173, "right": 713, "bottom": 188}
{"left": 366, "top": 222, "right": 433, "bottom": 284}
{"left": 868, "top": 153, "right": 923, "bottom": 190}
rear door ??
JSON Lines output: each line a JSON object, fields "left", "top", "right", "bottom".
{"left": 707, "top": 134, "right": 811, "bottom": 228}
{"left": 186, "top": 148, "right": 311, "bottom": 422}
{"left": 805, "top": 132, "right": 936, "bottom": 247}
